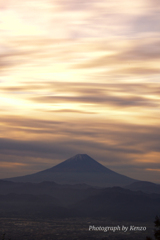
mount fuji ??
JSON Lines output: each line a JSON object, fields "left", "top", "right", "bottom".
{"left": 5, "top": 154, "right": 136, "bottom": 187}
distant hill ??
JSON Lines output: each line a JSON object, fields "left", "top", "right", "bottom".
{"left": 0, "top": 193, "right": 68, "bottom": 218}
{"left": 0, "top": 180, "right": 101, "bottom": 206}
{"left": 0, "top": 183, "right": 160, "bottom": 221}
{"left": 5, "top": 154, "right": 136, "bottom": 187}
{"left": 125, "top": 181, "right": 160, "bottom": 194}
{"left": 71, "top": 187, "right": 160, "bottom": 221}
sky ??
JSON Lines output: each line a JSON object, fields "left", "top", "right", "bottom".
{"left": 0, "top": 0, "right": 160, "bottom": 183}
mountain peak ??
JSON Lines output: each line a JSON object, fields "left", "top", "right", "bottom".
{"left": 74, "top": 154, "right": 89, "bottom": 158}
{"left": 68, "top": 154, "right": 90, "bottom": 161}
{"left": 66, "top": 154, "right": 94, "bottom": 162}
{"left": 45, "top": 154, "right": 113, "bottom": 173}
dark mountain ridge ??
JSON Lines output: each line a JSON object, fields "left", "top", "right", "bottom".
{"left": 0, "top": 183, "right": 160, "bottom": 221}
{"left": 0, "top": 179, "right": 101, "bottom": 206}
{"left": 125, "top": 180, "right": 160, "bottom": 194}
{"left": 71, "top": 186, "right": 160, "bottom": 221}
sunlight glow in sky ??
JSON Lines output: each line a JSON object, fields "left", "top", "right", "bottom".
{"left": 0, "top": 0, "right": 160, "bottom": 183}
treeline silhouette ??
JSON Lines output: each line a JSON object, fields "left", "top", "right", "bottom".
{"left": 146, "top": 216, "right": 160, "bottom": 240}
{"left": 1, "top": 233, "right": 11, "bottom": 240}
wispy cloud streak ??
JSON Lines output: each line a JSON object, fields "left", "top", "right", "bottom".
{"left": 0, "top": 0, "right": 160, "bottom": 182}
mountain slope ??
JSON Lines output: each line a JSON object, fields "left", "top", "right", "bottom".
{"left": 5, "top": 154, "right": 136, "bottom": 187}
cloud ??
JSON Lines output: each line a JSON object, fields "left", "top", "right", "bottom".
{"left": 146, "top": 168, "right": 160, "bottom": 172}
{"left": 57, "top": 0, "right": 95, "bottom": 11}
{"left": 30, "top": 93, "right": 158, "bottom": 108}
{"left": 0, "top": 111, "right": 160, "bottom": 181}
{"left": 74, "top": 39, "right": 160, "bottom": 72}
{"left": 133, "top": 13, "right": 160, "bottom": 34}
{"left": 115, "top": 67, "right": 160, "bottom": 75}
{"left": 0, "top": 0, "right": 160, "bottom": 183}
{"left": 1, "top": 115, "right": 160, "bottom": 157}
{"left": 120, "top": 39, "right": 160, "bottom": 60}
{"left": 45, "top": 109, "right": 97, "bottom": 114}
{"left": 2, "top": 81, "right": 160, "bottom": 97}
